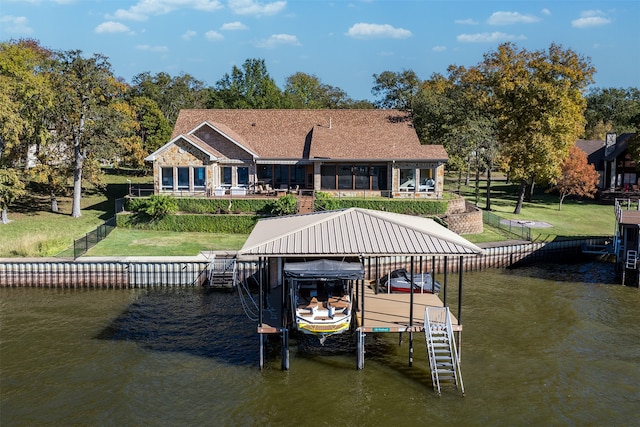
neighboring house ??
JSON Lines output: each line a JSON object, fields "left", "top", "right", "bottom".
{"left": 577, "top": 133, "right": 637, "bottom": 190}
{"left": 144, "top": 109, "right": 449, "bottom": 198}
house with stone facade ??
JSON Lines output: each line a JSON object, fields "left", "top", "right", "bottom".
{"left": 144, "top": 109, "right": 449, "bottom": 198}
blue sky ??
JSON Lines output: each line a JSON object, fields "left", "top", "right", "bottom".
{"left": 1, "top": 0, "right": 638, "bottom": 101}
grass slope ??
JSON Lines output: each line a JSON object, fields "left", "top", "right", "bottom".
{"left": 86, "top": 229, "right": 247, "bottom": 256}
{"left": 0, "top": 170, "right": 149, "bottom": 257}
{"left": 447, "top": 174, "right": 614, "bottom": 243}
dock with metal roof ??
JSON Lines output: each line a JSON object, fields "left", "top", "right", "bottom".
{"left": 238, "top": 207, "right": 482, "bottom": 374}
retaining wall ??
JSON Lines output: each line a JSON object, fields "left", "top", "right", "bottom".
{"left": 0, "top": 238, "right": 609, "bottom": 288}
{"left": 0, "top": 261, "right": 208, "bottom": 288}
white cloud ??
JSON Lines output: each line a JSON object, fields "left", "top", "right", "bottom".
{"left": 205, "top": 30, "right": 224, "bottom": 41}
{"left": 221, "top": 21, "right": 248, "bottom": 31}
{"left": 228, "top": 0, "right": 286, "bottom": 16}
{"left": 94, "top": 21, "right": 132, "bottom": 34}
{"left": 572, "top": 10, "right": 612, "bottom": 28}
{"left": 454, "top": 18, "right": 478, "bottom": 25}
{"left": 110, "top": 0, "right": 223, "bottom": 21}
{"left": 457, "top": 32, "right": 526, "bottom": 43}
{"left": 346, "top": 23, "right": 412, "bottom": 39}
{"left": 0, "top": 15, "right": 33, "bottom": 34}
{"left": 136, "top": 44, "right": 169, "bottom": 53}
{"left": 432, "top": 45, "right": 447, "bottom": 52}
{"left": 182, "top": 30, "right": 197, "bottom": 40}
{"left": 487, "top": 11, "right": 540, "bottom": 25}
{"left": 541, "top": 8, "right": 551, "bottom": 16}
{"left": 257, "top": 33, "right": 301, "bottom": 48}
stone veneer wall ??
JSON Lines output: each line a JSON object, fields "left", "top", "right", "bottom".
{"left": 443, "top": 195, "right": 483, "bottom": 235}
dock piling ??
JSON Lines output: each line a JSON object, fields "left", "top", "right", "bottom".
{"left": 356, "top": 328, "right": 365, "bottom": 370}
{"left": 281, "top": 328, "right": 289, "bottom": 371}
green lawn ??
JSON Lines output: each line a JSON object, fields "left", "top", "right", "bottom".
{"left": 447, "top": 174, "right": 615, "bottom": 242}
{"left": 0, "top": 170, "right": 618, "bottom": 258}
{"left": 0, "top": 170, "right": 151, "bottom": 258}
{"left": 464, "top": 224, "right": 518, "bottom": 244}
{"left": 85, "top": 229, "right": 248, "bottom": 256}
{"left": 0, "top": 191, "right": 113, "bottom": 257}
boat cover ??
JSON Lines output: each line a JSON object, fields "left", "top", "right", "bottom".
{"left": 284, "top": 259, "right": 364, "bottom": 280}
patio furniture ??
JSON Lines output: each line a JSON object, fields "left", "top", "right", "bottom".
{"left": 230, "top": 187, "right": 247, "bottom": 196}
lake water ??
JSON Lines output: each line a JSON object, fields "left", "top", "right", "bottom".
{"left": 1, "top": 261, "right": 639, "bottom": 426}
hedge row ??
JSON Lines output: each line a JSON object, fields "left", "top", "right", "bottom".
{"left": 117, "top": 213, "right": 259, "bottom": 234}
{"left": 126, "top": 197, "right": 274, "bottom": 214}
{"left": 126, "top": 195, "right": 448, "bottom": 216}
{"left": 316, "top": 198, "right": 448, "bottom": 215}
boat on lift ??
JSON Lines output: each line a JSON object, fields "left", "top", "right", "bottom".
{"left": 379, "top": 268, "right": 440, "bottom": 293}
{"left": 284, "top": 259, "right": 364, "bottom": 344}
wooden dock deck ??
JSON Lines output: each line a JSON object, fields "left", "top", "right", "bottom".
{"left": 257, "top": 283, "right": 461, "bottom": 334}
{"left": 356, "top": 284, "right": 460, "bottom": 333}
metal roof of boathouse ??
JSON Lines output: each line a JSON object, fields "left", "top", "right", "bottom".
{"left": 238, "top": 208, "right": 483, "bottom": 257}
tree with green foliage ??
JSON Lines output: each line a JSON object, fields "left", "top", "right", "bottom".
{"left": 0, "top": 168, "right": 25, "bottom": 224}
{"left": 52, "top": 50, "right": 116, "bottom": 218}
{"left": 284, "top": 72, "right": 357, "bottom": 109}
{"left": 0, "top": 39, "right": 55, "bottom": 168}
{"left": 480, "top": 43, "right": 595, "bottom": 214}
{"left": 584, "top": 87, "right": 640, "bottom": 139}
{"left": 110, "top": 98, "right": 146, "bottom": 168}
{"left": 371, "top": 69, "right": 421, "bottom": 110}
{"left": 208, "top": 58, "right": 284, "bottom": 109}
{"left": 27, "top": 151, "right": 71, "bottom": 213}
{"left": 131, "top": 96, "right": 172, "bottom": 155}
{"left": 131, "top": 72, "right": 207, "bottom": 125}
{"left": 413, "top": 66, "right": 497, "bottom": 208}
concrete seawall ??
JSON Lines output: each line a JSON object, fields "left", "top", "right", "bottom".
{"left": 0, "top": 238, "right": 609, "bottom": 288}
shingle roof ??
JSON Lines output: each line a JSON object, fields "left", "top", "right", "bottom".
{"left": 575, "top": 139, "right": 604, "bottom": 157}
{"left": 170, "top": 109, "right": 448, "bottom": 161}
{"left": 238, "top": 208, "right": 483, "bottom": 257}
{"left": 576, "top": 139, "right": 605, "bottom": 168}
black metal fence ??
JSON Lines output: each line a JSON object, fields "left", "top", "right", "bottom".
{"left": 483, "top": 210, "right": 532, "bottom": 241}
{"left": 73, "top": 217, "right": 117, "bottom": 259}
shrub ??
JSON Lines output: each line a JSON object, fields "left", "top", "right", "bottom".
{"left": 314, "top": 192, "right": 340, "bottom": 211}
{"left": 125, "top": 197, "right": 147, "bottom": 212}
{"left": 174, "top": 197, "right": 274, "bottom": 214}
{"left": 127, "top": 195, "right": 178, "bottom": 219}
{"left": 117, "top": 213, "right": 258, "bottom": 233}
{"left": 144, "top": 195, "right": 178, "bottom": 219}
{"left": 313, "top": 192, "right": 447, "bottom": 215}
{"left": 272, "top": 194, "right": 298, "bottom": 216}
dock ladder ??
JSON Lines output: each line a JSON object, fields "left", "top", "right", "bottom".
{"left": 424, "top": 306, "right": 464, "bottom": 396}
{"left": 626, "top": 250, "right": 638, "bottom": 269}
{"left": 206, "top": 255, "right": 237, "bottom": 289}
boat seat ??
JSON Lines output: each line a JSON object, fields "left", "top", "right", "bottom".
{"left": 304, "top": 297, "right": 318, "bottom": 309}
{"left": 328, "top": 296, "right": 349, "bottom": 308}
{"left": 330, "top": 300, "right": 349, "bottom": 308}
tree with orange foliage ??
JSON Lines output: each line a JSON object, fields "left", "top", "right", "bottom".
{"left": 549, "top": 145, "right": 599, "bottom": 210}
